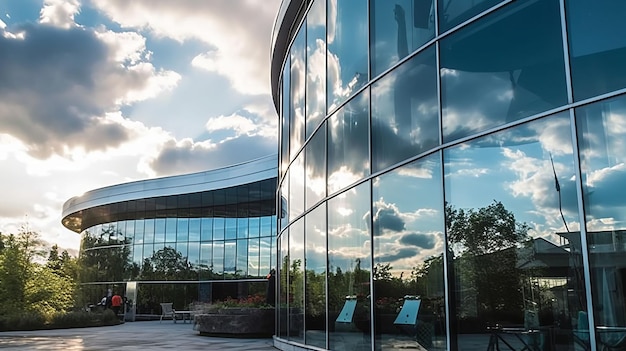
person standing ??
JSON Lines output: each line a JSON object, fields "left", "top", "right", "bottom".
{"left": 111, "top": 292, "right": 123, "bottom": 320}
{"left": 265, "top": 268, "right": 276, "bottom": 306}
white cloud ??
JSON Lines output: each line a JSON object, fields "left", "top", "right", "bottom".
{"left": 39, "top": 0, "right": 80, "bottom": 29}
{"left": 90, "top": 0, "right": 281, "bottom": 95}
{"left": 205, "top": 114, "right": 257, "bottom": 136}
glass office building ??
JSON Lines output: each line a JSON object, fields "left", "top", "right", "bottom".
{"left": 62, "top": 155, "right": 277, "bottom": 316}
{"left": 271, "top": 1, "right": 626, "bottom": 350}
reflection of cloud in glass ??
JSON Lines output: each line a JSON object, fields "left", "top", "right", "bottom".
{"left": 328, "top": 165, "right": 362, "bottom": 193}
{"left": 373, "top": 202, "right": 406, "bottom": 234}
{"left": 327, "top": 0, "right": 337, "bottom": 44}
{"left": 377, "top": 247, "right": 419, "bottom": 262}
{"left": 399, "top": 232, "right": 436, "bottom": 249}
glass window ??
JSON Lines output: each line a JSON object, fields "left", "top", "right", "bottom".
{"left": 176, "top": 218, "right": 189, "bottom": 242}
{"left": 213, "top": 217, "right": 225, "bottom": 241}
{"left": 165, "top": 218, "right": 176, "bottom": 242}
{"left": 201, "top": 218, "right": 213, "bottom": 241}
{"left": 306, "top": 0, "right": 327, "bottom": 138}
{"left": 305, "top": 203, "right": 327, "bottom": 349}
{"left": 327, "top": 0, "right": 368, "bottom": 111}
{"left": 370, "top": 0, "right": 435, "bottom": 77}
{"left": 237, "top": 217, "right": 248, "bottom": 239}
{"left": 440, "top": 0, "right": 567, "bottom": 143}
{"left": 261, "top": 216, "right": 272, "bottom": 237}
{"left": 566, "top": 0, "right": 626, "bottom": 101}
{"left": 188, "top": 241, "right": 200, "bottom": 268}
{"left": 213, "top": 241, "right": 224, "bottom": 278}
{"left": 224, "top": 240, "right": 236, "bottom": 276}
{"left": 279, "top": 231, "right": 289, "bottom": 339}
{"left": 200, "top": 242, "right": 213, "bottom": 279}
{"left": 125, "top": 220, "right": 135, "bottom": 242}
{"left": 249, "top": 217, "right": 260, "bottom": 238}
{"left": 306, "top": 123, "right": 326, "bottom": 210}
{"left": 327, "top": 89, "right": 370, "bottom": 194}
{"left": 260, "top": 236, "right": 272, "bottom": 278}
{"left": 133, "top": 244, "right": 142, "bottom": 265}
{"left": 176, "top": 242, "right": 188, "bottom": 264}
{"left": 248, "top": 238, "right": 260, "bottom": 278}
{"left": 291, "top": 25, "right": 306, "bottom": 161}
{"left": 373, "top": 153, "right": 446, "bottom": 349}
{"left": 144, "top": 218, "right": 155, "bottom": 244}
{"left": 290, "top": 152, "right": 305, "bottom": 221}
{"left": 155, "top": 218, "right": 166, "bottom": 243}
{"left": 237, "top": 239, "right": 248, "bottom": 278}
{"left": 189, "top": 218, "right": 200, "bottom": 242}
{"left": 289, "top": 219, "right": 305, "bottom": 343}
{"left": 328, "top": 181, "right": 372, "bottom": 350}
{"left": 134, "top": 220, "right": 145, "bottom": 244}
{"left": 444, "top": 113, "right": 588, "bottom": 351}
{"left": 282, "top": 57, "right": 291, "bottom": 177}
{"left": 372, "top": 45, "right": 438, "bottom": 172}
{"left": 281, "top": 175, "right": 290, "bottom": 230}
{"left": 576, "top": 95, "right": 626, "bottom": 349}
{"left": 438, "top": 0, "right": 503, "bottom": 33}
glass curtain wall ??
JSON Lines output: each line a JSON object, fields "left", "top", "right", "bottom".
{"left": 276, "top": 0, "right": 626, "bottom": 350}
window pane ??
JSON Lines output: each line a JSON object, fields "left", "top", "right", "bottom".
{"left": 306, "top": 123, "right": 326, "bottom": 210}
{"left": 281, "top": 57, "right": 291, "bottom": 177}
{"left": 249, "top": 217, "right": 260, "bottom": 238}
{"left": 237, "top": 217, "right": 248, "bottom": 239}
{"left": 291, "top": 25, "right": 306, "bottom": 160}
{"left": 440, "top": 0, "right": 567, "bottom": 143}
{"left": 248, "top": 237, "right": 260, "bottom": 278}
{"left": 327, "top": 90, "right": 370, "bottom": 194}
{"left": 370, "top": 0, "right": 435, "bottom": 77}
{"left": 438, "top": 0, "right": 503, "bottom": 32}
{"left": 566, "top": 0, "right": 626, "bottom": 101}
{"left": 289, "top": 219, "right": 305, "bottom": 343}
{"left": 373, "top": 153, "right": 446, "bottom": 349}
{"left": 290, "top": 152, "right": 305, "bottom": 221}
{"left": 224, "top": 241, "right": 236, "bottom": 277}
{"left": 328, "top": 181, "right": 371, "bottom": 350}
{"left": 576, "top": 95, "right": 626, "bottom": 349}
{"left": 155, "top": 218, "right": 165, "bottom": 243}
{"left": 189, "top": 218, "right": 200, "bottom": 242}
{"left": 237, "top": 239, "right": 248, "bottom": 278}
{"left": 176, "top": 218, "right": 189, "bottom": 242}
{"left": 201, "top": 218, "right": 213, "bottom": 241}
{"left": 372, "top": 45, "right": 438, "bottom": 172}
{"left": 144, "top": 218, "right": 155, "bottom": 244}
{"left": 306, "top": 0, "right": 327, "bottom": 139}
{"left": 305, "top": 203, "right": 327, "bottom": 349}
{"left": 165, "top": 218, "right": 176, "bottom": 242}
{"left": 444, "top": 113, "right": 588, "bottom": 351}
{"left": 279, "top": 232, "right": 289, "bottom": 339}
{"left": 327, "top": 0, "right": 368, "bottom": 111}
{"left": 213, "top": 241, "right": 224, "bottom": 278}
{"left": 213, "top": 217, "right": 224, "bottom": 241}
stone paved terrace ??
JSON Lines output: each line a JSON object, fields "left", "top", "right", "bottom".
{"left": 0, "top": 320, "right": 277, "bottom": 350}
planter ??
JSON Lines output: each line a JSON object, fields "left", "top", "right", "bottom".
{"left": 195, "top": 308, "right": 275, "bottom": 338}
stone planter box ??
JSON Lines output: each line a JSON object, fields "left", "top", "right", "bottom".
{"left": 195, "top": 308, "right": 275, "bottom": 338}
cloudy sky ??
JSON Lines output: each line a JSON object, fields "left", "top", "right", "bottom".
{"left": 0, "top": 0, "right": 281, "bottom": 255}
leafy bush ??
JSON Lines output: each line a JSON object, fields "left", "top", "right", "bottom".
{"left": 0, "top": 309, "right": 121, "bottom": 331}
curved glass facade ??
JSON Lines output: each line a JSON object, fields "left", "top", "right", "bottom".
{"left": 272, "top": 1, "right": 626, "bottom": 350}
{"left": 62, "top": 157, "right": 277, "bottom": 316}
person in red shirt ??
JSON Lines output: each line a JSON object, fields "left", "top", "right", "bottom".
{"left": 111, "top": 292, "right": 123, "bottom": 320}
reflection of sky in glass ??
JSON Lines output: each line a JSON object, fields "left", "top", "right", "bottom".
{"left": 373, "top": 153, "right": 444, "bottom": 277}
{"left": 327, "top": 90, "right": 369, "bottom": 194}
{"left": 440, "top": 0, "right": 567, "bottom": 143}
{"left": 290, "top": 26, "right": 306, "bottom": 160}
{"left": 327, "top": 0, "right": 368, "bottom": 111}
{"left": 577, "top": 95, "right": 626, "bottom": 231}
{"left": 328, "top": 182, "right": 371, "bottom": 274}
{"left": 445, "top": 112, "right": 580, "bottom": 244}
{"left": 306, "top": 0, "right": 326, "bottom": 139}
{"left": 305, "top": 127, "right": 326, "bottom": 210}
{"left": 306, "top": 203, "right": 326, "bottom": 274}
{"left": 289, "top": 152, "right": 305, "bottom": 220}
{"left": 370, "top": 0, "right": 435, "bottom": 78}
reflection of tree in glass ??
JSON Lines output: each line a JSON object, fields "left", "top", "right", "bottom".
{"left": 78, "top": 226, "right": 132, "bottom": 284}
{"left": 446, "top": 201, "right": 530, "bottom": 324}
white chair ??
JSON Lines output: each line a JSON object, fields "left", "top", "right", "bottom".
{"left": 160, "top": 303, "right": 175, "bottom": 323}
